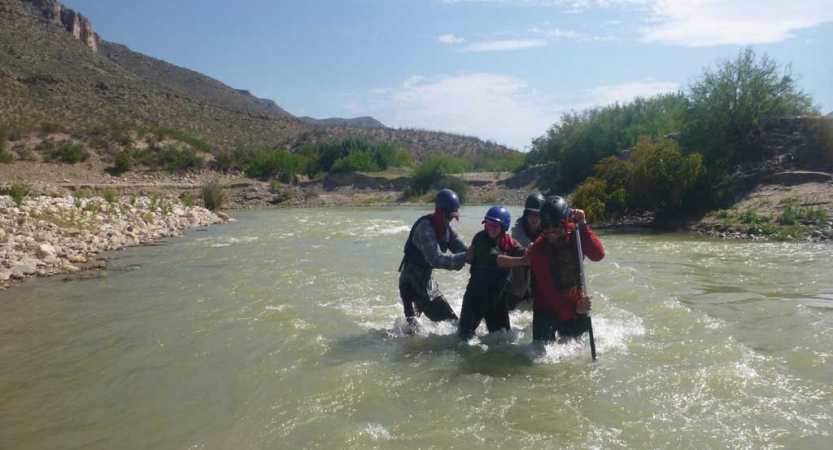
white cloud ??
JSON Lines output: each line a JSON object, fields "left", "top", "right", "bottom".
{"left": 583, "top": 80, "right": 680, "bottom": 107}
{"left": 357, "top": 75, "right": 680, "bottom": 150}
{"left": 369, "top": 73, "right": 560, "bottom": 150}
{"left": 638, "top": 0, "right": 833, "bottom": 47}
{"left": 528, "top": 23, "right": 616, "bottom": 41}
{"left": 460, "top": 39, "right": 548, "bottom": 52}
{"left": 438, "top": 33, "right": 466, "bottom": 44}
{"left": 444, "top": 0, "right": 833, "bottom": 46}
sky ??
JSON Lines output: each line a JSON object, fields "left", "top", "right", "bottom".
{"left": 62, "top": 0, "right": 832, "bottom": 151}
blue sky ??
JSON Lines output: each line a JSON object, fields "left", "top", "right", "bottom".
{"left": 63, "top": 0, "right": 831, "bottom": 150}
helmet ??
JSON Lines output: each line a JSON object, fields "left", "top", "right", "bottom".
{"left": 483, "top": 205, "right": 511, "bottom": 230}
{"left": 540, "top": 196, "right": 571, "bottom": 226}
{"left": 524, "top": 192, "right": 545, "bottom": 213}
{"left": 435, "top": 189, "right": 460, "bottom": 217}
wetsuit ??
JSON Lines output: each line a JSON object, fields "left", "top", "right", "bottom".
{"left": 457, "top": 230, "right": 524, "bottom": 339}
{"left": 529, "top": 223, "right": 604, "bottom": 341}
{"left": 399, "top": 214, "right": 467, "bottom": 324}
{"left": 506, "top": 217, "right": 538, "bottom": 310}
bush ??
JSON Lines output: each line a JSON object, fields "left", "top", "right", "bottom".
{"left": 331, "top": 149, "right": 379, "bottom": 173}
{"left": 435, "top": 175, "right": 468, "bottom": 204}
{"left": 9, "top": 183, "right": 27, "bottom": 206}
{"left": 103, "top": 188, "right": 118, "bottom": 204}
{"left": 157, "top": 147, "right": 202, "bottom": 173}
{"left": 153, "top": 127, "right": 212, "bottom": 153}
{"left": 627, "top": 138, "right": 704, "bottom": 213}
{"left": 109, "top": 151, "right": 133, "bottom": 175}
{"left": 52, "top": 143, "right": 87, "bottom": 163}
{"left": 246, "top": 150, "right": 300, "bottom": 181}
{"left": 571, "top": 178, "right": 608, "bottom": 222}
{"left": 201, "top": 179, "right": 226, "bottom": 210}
{"left": 686, "top": 48, "right": 817, "bottom": 168}
{"left": 410, "top": 155, "right": 472, "bottom": 195}
{"left": 40, "top": 122, "right": 64, "bottom": 133}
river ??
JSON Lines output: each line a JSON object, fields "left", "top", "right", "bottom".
{"left": 0, "top": 207, "right": 831, "bottom": 449}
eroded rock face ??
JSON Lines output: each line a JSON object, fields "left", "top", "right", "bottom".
{"left": 23, "top": 0, "right": 99, "bottom": 52}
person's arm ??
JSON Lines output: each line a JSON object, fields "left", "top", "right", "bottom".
{"left": 495, "top": 241, "right": 529, "bottom": 268}
{"left": 572, "top": 209, "right": 605, "bottom": 261}
{"left": 447, "top": 227, "right": 468, "bottom": 254}
{"left": 413, "top": 219, "right": 466, "bottom": 270}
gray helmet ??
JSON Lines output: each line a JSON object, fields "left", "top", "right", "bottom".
{"left": 540, "top": 195, "right": 571, "bottom": 226}
{"left": 524, "top": 192, "right": 545, "bottom": 213}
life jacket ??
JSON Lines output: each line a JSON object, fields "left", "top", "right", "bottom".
{"left": 548, "top": 242, "right": 581, "bottom": 292}
{"left": 468, "top": 230, "right": 513, "bottom": 289}
{"left": 399, "top": 214, "right": 449, "bottom": 271}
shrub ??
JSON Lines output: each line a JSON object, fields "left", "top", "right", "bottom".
{"left": 331, "top": 149, "right": 379, "bottom": 173}
{"left": 109, "top": 151, "right": 133, "bottom": 175}
{"left": 153, "top": 127, "right": 212, "bottom": 153}
{"left": 40, "top": 122, "right": 64, "bottom": 133}
{"left": 52, "top": 143, "right": 87, "bottom": 163}
{"left": 10, "top": 183, "right": 28, "bottom": 206}
{"left": 158, "top": 147, "right": 202, "bottom": 173}
{"left": 410, "top": 154, "right": 472, "bottom": 195}
{"left": 201, "top": 179, "right": 226, "bottom": 211}
{"left": 103, "top": 188, "right": 118, "bottom": 204}
{"left": 246, "top": 150, "right": 300, "bottom": 181}
{"left": 571, "top": 177, "right": 609, "bottom": 222}
{"left": 435, "top": 175, "right": 468, "bottom": 204}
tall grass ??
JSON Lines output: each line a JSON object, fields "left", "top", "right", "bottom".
{"left": 201, "top": 179, "right": 226, "bottom": 211}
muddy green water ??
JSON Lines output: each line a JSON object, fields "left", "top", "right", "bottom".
{"left": 1, "top": 207, "right": 831, "bottom": 450}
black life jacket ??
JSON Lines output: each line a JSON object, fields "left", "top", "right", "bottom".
{"left": 469, "top": 230, "right": 513, "bottom": 289}
{"left": 548, "top": 241, "right": 581, "bottom": 292}
{"left": 399, "top": 215, "right": 449, "bottom": 271}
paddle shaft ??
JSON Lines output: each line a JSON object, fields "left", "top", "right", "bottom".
{"left": 574, "top": 224, "right": 597, "bottom": 361}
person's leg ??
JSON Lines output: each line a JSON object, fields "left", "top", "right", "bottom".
{"left": 555, "top": 317, "right": 589, "bottom": 340}
{"left": 532, "top": 310, "right": 556, "bottom": 342}
{"left": 505, "top": 293, "right": 526, "bottom": 311}
{"left": 456, "top": 288, "right": 482, "bottom": 339}
{"left": 485, "top": 292, "right": 511, "bottom": 333}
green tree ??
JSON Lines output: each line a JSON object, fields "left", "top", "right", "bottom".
{"left": 686, "top": 48, "right": 817, "bottom": 168}
{"left": 627, "top": 138, "right": 704, "bottom": 213}
{"left": 410, "top": 155, "right": 472, "bottom": 195}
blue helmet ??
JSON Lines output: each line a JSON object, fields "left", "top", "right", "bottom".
{"left": 483, "top": 205, "right": 511, "bottom": 230}
{"left": 435, "top": 189, "right": 460, "bottom": 217}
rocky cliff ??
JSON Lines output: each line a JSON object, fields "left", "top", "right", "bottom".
{"left": 22, "top": 0, "right": 98, "bottom": 52}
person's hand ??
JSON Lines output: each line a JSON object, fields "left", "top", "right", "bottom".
{"left": 519, "top": 248, "right": 531, "bottom": 266}
{"left": 572, "top": 209, "right": 587, "bottom": 225}
{"left": 576, "top": 295, "right": 592, "bottom": 314}
{"left": 465, "top": 245, "right": 474, "bottom": 262}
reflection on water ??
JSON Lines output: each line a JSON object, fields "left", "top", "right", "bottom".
{"left": 0, "top": 207, "right": 831, "bottom": 449}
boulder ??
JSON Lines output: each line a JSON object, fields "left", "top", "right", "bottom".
{"left": 36, "top": 243, "right": 56, "bottom": 259}
{"left": 0, "top": 269, "right": 11, "bottom": 281}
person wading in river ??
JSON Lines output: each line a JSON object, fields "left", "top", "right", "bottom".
{"left": 399, "top": 189, "right": 468, "bottom": 331}
{"left": 506, "top": 192, "right": 544, "bottom": 310}
{"left": 530, "top": 196, "right": 605, "bottom": 342}
{"left": 457, "top": 205, "right": 529, "bottom": 340}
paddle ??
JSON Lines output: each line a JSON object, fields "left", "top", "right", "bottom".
{"left": 574, "top": 223, "right": 597, "bottom": 361}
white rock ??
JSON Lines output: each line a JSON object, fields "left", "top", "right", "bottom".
{"left": 36, "top": 243, "right": 56, "bottom": 259}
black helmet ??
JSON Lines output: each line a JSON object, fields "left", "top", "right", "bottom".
{"left": 435, "top": 189, "right": 460, "bottom": 218}
{"left": 540, "top": 195, "right": 571, "bottom": 226}
{"left": 524, "top": 192, "right": 545, "bottom": 213}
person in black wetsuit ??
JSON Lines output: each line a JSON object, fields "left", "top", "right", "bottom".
{"left": 457, "top": 205, "right": 529, "bottom": 340}
{"left": 398, "top": 189, "right": 468, "bottom": 330}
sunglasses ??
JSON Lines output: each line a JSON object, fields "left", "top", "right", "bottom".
{"left": 541, "top": 222, "right": 565, "bottom": 234}
{"left": 483, "top": 220, "right": 501, "bottom": 229}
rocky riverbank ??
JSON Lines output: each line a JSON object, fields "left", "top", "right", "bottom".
{"left": 0, "top": 194, "right": 233, "bottom": 290}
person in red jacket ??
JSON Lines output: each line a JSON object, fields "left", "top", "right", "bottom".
{"left": 529, "top": 196, "right": 605, "bottom": 342}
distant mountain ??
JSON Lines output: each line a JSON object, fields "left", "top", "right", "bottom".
{"left": 300, "top": 116, "right": 386, "bottom": 128}
{"left": 0, "top": 0, "right": 305, "bottom": 149}
{"left": 0, "top": 0, "right": 519, "bottom": 160}
{"left": 236, "top": 89, "right": 293, "bottom": 117}
{"left": 827, "top": 111, "right": 833, "bottom": 117}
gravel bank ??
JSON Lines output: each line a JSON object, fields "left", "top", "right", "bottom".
{"left": 0, "top": 195, "right": 233, "bottom": 290}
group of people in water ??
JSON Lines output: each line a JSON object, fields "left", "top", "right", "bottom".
{"left": 398, "top": 189, "right": 605, "bottom": 342}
